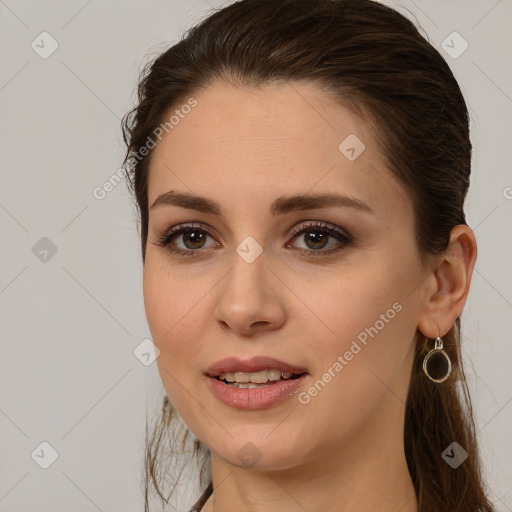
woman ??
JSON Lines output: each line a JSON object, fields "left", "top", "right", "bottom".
{"left": 121, "top": 0, "right": 495, "bottom": 510}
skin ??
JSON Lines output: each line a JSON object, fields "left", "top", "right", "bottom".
{"left": 143, "top": 80, "right": 477, "bottom": 512}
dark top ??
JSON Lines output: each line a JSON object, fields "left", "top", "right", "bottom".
{"left": 188, "top": 482, "right": 213, "bottom": 512}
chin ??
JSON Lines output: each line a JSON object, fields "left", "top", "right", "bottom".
{"left": 209, "top": 431, "right": 308, "bottom": 472}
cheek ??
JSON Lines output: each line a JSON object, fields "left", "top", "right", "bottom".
{"left": 143, "top": 254, "right": 194, "bottom": 337}
{"left": 300, "top": 258, "right": 418, "bottom": 396}
{"left": 142, "top": 262, "right": 168, "bottom": 344}
{"left": 142, "top": 259, "right": 210, "bottom": 387}
{"left": 306, "top": 258, "right": 408, "bottom": 338}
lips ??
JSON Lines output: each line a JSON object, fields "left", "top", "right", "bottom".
{"left": 205, "top": 356, "right": 308, "bottom": 377}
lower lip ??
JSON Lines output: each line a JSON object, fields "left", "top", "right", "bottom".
{"left": 207, "top": 374, "right": 308, "bottom": 410}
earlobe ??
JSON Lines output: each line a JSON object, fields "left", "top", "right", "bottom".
{"left": 417, "top": 225, "right": 477, "bottom": 339}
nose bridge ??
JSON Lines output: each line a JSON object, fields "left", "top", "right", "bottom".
{"left": 235, "top": 234, "right": 265, "bottom": 266}
{"left": 214, "top": 236, "right": 286, "bottom": 333}
{"left": 226, "top": 236, "right": 269, "bottom": 302}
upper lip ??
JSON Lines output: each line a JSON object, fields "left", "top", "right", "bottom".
{"left": 205, "top": 356, "right": 308, "bottom": 377}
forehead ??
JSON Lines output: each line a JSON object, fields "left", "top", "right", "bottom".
{"left": 150, "top": 79, "right": 367, "bottom": 168}
{"left": 146, "top": 80, "right": 411, "bottom": 220}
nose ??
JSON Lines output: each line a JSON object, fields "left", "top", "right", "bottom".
{"left": 214, "top": 248, "right": 286, "bottom": 337}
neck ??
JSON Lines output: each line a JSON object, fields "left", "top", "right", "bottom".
{"left": 203, "top": 401, "right": 418, "bottom": 512}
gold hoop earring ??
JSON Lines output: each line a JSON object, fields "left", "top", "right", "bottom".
{"left": 422, "top": 336, "right": 452, "bottom": 383}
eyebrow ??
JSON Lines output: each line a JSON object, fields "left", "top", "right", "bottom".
{"left": 150, "top": 190, "right": 375, "bottom": 216}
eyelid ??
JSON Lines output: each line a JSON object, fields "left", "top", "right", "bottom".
{"left": 288, "top": 220, "right": 350, "bottom": 240}
{"left": 155, "top": 222, "right": 218, "bottom": 247}
{"left": 155, "top": 220, "right": 353, "bottom": 256}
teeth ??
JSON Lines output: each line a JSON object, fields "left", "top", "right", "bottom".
{"left": 228, "top": 382, "right": 269, "bottom": 389}
{"left": 268, "top": 369, "right": 281, "bottom": 381}
{"left": 218, "top": 369, "right": 297, "bottom": 384}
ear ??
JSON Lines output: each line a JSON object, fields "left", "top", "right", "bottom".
{"left": 417, "top": 224, "right": 477, "bottom": 339}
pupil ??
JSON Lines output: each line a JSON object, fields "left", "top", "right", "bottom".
{"left": 184, "top": 231, "right": 205, "bottom": 249}
{"left": 305, "top": 232, "right": 328, "bottom": 249}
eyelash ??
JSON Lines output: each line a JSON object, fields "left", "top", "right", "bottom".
{"left": 154, "top": 221, "right": 353, "bottom": 258}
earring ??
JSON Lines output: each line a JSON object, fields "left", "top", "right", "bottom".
{"left": 422, "top": 336, "right": 452, "bottom": 383}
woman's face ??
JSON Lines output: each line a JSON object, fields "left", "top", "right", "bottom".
{"left": 143, "top": 80, "right": 429, "bottom": 470}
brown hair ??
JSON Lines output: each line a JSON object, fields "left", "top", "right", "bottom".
{"left": 121, "top": 1, "right": 495, "bottom": 510}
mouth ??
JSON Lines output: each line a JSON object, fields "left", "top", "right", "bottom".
{"left": 213, "top": 369, "right": 305, "bottom": 389}
{"left": 205, "top": 356, "right": 309, "bottom": 409}
{"left": 205, "top": 355, "right": 308, "bottom": 381}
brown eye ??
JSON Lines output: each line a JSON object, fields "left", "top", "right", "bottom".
{"left": 301, "top": 231, "right": 330, "bottom": 250}
{"left": 180, "top": 230, "right": 208, "bottom": 250}
{"left": 155, "top": 223, "right": 219, "bottom": 256}
{"left": 288, "top": 221, "right": 353, "bottom": 255}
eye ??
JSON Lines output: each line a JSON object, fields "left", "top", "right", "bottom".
{"left": 153, "top": 223, "right": 219, "bottom": 256}
{"left": 152, "top": 220, "right": 353, "bottom": 258}
{"left": 286, "top": 221, "right": 353, "bottom": 255}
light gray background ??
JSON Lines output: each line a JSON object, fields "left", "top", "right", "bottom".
{"left": 1, "top": 0, "right": 511, "bottom": 511}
